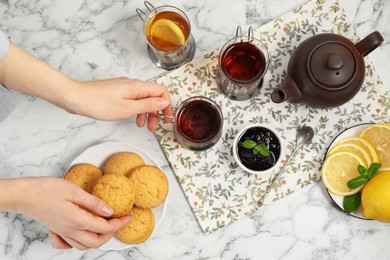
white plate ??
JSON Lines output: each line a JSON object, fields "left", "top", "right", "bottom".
{"left": 324, "top": 123, "right": 373, "bottom": 220}
{"left": 66, "top": 141, "right": 169, "bottom": 250}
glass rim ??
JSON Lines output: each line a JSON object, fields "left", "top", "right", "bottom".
{"left": 218, "top": 35, "right": 270, "bottom": 62}
{"left": 218, "top": 35, "right": 270, "bottom": 84}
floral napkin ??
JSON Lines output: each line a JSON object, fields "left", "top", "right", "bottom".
{"left": 154, "top": 0, "right": 390, "bottom": 233}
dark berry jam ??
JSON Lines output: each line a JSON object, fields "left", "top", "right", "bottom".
{"left": 237, "top": 126, "right": 281, "bottom": 171}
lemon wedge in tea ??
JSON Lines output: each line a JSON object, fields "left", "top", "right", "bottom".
{"left": 148, "top": 19, "right": 186, "bottom": 51}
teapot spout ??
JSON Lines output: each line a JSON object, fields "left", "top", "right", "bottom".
{"left": 271, "top": 76, "right": 303, "bottom": 104}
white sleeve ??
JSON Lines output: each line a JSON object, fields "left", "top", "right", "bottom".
{"left": 0, "top": 30, "right": 10, "bottom": 61}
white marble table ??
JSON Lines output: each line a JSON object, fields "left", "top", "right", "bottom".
{"left": 1, "top": 0, "right": 390, "bottom": 259}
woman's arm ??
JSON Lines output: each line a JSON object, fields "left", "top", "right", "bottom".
{"left": 0, "top": 43, "right": 79, "bottom": 112}
{"left": 0, "top": 43, "right": 172, "bottom": 131}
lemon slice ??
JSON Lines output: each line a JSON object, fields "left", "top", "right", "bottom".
{"left": 328, "top": 143, "right": 371, "bottom": 167}
{"left": 149, "top": 19, "right": 185, "bottom": 47}
{"left": 321, "top": 151, "right": 366, "bottom": 196}
{"left": 336, "top": 136, "right": 378, "bottom": 164}
{"left": 361, "top": 124, "right": 390, "bottom": 170}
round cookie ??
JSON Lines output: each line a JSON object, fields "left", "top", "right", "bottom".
{"left": 103, "top": 152, "right": 145, "bottom": 176}
{"left": 92, "top": 174, "right": 135, "bottom": 218}
{"left": 128, "top": 165, "right": 168, "bottom": 209}
{"left": 64, "top": 163, "right": 102, "bottom": 193}
{"left": 115, "top": 207, "right": 155, "bottom": 244}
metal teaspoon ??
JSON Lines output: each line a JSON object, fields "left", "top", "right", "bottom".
{"left": 258, "top": 126, "right": 315, "bottom": 206}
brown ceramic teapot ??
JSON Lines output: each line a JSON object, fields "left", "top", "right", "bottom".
{"left": 271, "top": 31, "right": 384, "bottom": 108}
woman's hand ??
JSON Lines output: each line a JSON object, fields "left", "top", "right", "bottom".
{"left": 0, "top": 177, "right": 132, "bottom": 250}
{"left": 0, "top": 44, "right": 172, "bottom": 132}
{"left": 67, "top": 77, "right": 173, "bottom": 131}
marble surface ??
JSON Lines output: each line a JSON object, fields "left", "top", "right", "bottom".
{"left": 0, "top": 0, "right": 389, "bottom": 259}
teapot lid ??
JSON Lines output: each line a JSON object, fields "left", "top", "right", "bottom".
{"left": 309, "top": 42, "right": 356, "bottom": 89}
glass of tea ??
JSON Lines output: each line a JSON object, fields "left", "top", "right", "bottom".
{"left": 216, "top": 26, "right": 270, "bottom": 100}
{"left": 136, "top": 1, "right": 196, "bottom": 70}
{"left": 169, "top": 96, "right": 223, "bottom": 151}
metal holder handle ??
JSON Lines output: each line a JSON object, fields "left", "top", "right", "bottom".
{"left": 248, "top": 26, "right": 254, "bottom": 42}
{"left": 136, "top": 1, "right": 155, "bottom": 21}
{"left": 235, "top": 26, "right": 242, "bottom": 37}
{"left": 235, "top": 25, "right": 254, "bottom": 42}
{"left": 157, "top": 104, "right": 177, "bottom": 121}
{"left": 146, "top": 76, "right": 176, "bottom": 121}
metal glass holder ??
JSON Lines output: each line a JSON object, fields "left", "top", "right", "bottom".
{"left": 136, "top": 1, "right": 196, "bottom": 70}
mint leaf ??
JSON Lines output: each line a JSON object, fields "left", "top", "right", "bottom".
{"left": 367, "top": 163, "right": 381, "bottom": 179}
{"left": 343, "top": 192, "right": 361, "bottom": 213}
{"left": 242, "top": 140, "right": 257, "bottom": 149}
{"left": 357, "top": 165, "right": 368, "bottom": 177}
{"left": 254, "top": 144, "right": 271, "bottom": 156}
{"left": 242, "top": 139, "right": 271, "bottom": 157}
{"left": 347, "top": 175, "right": 368, "bottom": 189}
{"left": 347, "top": 163, "right": 381, "bottom": 189}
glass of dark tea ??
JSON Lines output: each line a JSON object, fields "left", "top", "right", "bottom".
{"left": 136, "top": 1, "right": 196, "bottom": 70}
{"left": 216, "top": 26, "right": 270, "bottom": 100}
{"left": 172, "top": 96, "right": 223, "bottom": 151}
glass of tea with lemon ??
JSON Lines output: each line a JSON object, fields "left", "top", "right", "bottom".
{"left": 137, "top": 1, "right": 196, "bottom": 70}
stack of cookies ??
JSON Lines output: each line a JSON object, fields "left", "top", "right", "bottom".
{"left": 64, "top": 151, "right": 169, "bottom": 245}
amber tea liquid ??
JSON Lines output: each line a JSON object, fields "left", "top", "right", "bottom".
{"left": 221, "top": 42, "right": 266, "bottom": 83}
{"left": 146, "top": 11, "right": 190, "bottom": 51}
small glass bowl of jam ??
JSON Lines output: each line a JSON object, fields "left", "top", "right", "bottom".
{"left": 233, "top": 124, "right": 283, "bottom": 174}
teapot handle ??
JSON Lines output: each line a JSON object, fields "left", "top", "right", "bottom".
{"left": 355, "top": 31, "right": 384, "bottom": 57}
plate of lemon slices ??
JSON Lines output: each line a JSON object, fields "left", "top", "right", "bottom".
{"left": 321, "top": 123, "right": 390, "bottom": 220}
